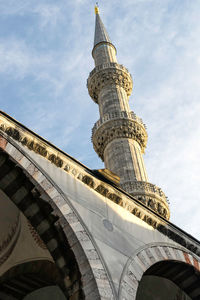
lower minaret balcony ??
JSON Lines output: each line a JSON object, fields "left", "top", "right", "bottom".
{"left": 121, "top": 181, "right": 170, "bottom": 220}
{"left": 92, "top": 111, "right": 148, "bottom": 161}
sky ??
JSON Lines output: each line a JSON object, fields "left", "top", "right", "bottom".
{"left": 0, "top": 0, "right": 200, "bottom": 239}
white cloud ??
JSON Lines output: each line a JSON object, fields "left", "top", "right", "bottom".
{"left": 0, "top": 0, "right": 30, "bottom": 15}
{"left": 0, "top": 38, "right": 50, "bottom": 78}
{"left": 33, "top": 4, "right": 62, "bottom": 28}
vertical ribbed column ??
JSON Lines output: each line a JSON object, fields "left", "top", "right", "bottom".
{"left": 104, "top": 138, "right": 148, "bottom": 184}
{"left": 98, "top": 85, "right": 131, "bottom": 115}
{"left": 93, "top": 44, "right": 117, "bottom": 66}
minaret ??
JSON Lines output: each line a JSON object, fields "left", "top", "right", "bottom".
{"left": 87, "top": 6, "right": 170, "bottom": 220}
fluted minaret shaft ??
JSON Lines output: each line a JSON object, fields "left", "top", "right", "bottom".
{"left": 87, "top": 7, "right": 170, "bottom": 220}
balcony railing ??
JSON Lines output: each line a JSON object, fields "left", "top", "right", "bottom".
{"left": 92, "top": 111, "right": 147, "bottom": 134}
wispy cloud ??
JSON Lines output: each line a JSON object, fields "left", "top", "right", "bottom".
{"left": 33, "top": 4, "right": 63, "bottom": 29}
{"left": 0, "top": 0, "right": 30, "bottom": 15}
{"left": 0, "top": 38, "right": 50, "bottom": 78}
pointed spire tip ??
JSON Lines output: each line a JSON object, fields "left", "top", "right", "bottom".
{"left": 95, "top": 3, "right": 99, "bottom": 15}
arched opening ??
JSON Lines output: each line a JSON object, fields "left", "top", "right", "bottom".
{"left": 24, "top": 286, "right": 66, "bottom": 300}
{"left": 0, "top": 261, "right": 65, "bottom": 300}
{"left": 0, "top": 150, "right": 85, "bottom": 299}
{"left": 136, "top": 260, "right": 200, "bottom": 300}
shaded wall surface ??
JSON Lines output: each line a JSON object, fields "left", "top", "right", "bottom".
{"left": 24, "top": 286, "right": 66, "bottom": 300}
{"left": 136, "top": 275, "right": 191, "bottom": 300}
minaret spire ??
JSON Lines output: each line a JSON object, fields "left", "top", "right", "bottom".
{"left": 95, "top": 3, "right": 99, "bottom": 15}
{"left": 92, "top": 5, "right": 116, "bottom": 65}
{"left": 94, "top": 5, "right": 112, "bottom": 47}
{"left": 87, "top": 8, "right": 170, "bottom": 220}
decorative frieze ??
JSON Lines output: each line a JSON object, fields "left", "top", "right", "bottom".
{"left": 87, "top": 63, "right": 133, "bottom": 103}
{"left": 82, "top": 175, "right": 95, "bottom": 188}
{"left": 0, "top": 115, "right": 166, "bottom": 227}
{"left": 0, "top": 123, "right": 65, "bottom": 168}
{"left": 92, "top": 118, "right": 148, "bottom": 160}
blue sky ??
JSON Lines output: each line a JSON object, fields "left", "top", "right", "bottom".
{"left": 0, "top": 0, "right": 200, "bottom": 239}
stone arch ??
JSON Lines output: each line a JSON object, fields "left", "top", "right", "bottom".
{"left": 119, "top": 243, "right": 200, "bottom": 300}
{"left": 0, "top": 260, "right": 62, "bottom": 299}
{"left": 0, "top": 134, "right": 115, "bottom": 300}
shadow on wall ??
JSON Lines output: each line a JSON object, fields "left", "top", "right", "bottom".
{"left": 136, "top": 275, "right": 191, "bottom": 300}
{"left": 23, "top": 286, "right": 66, "bottom": 300}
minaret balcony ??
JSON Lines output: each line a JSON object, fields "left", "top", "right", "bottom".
{"left": 92, "top": 111, "right": 148, "bottom": 161}
{"left": 92, "top": 110, "right": 146, "bottom": 133}
{"left": 87, "top": 62, "right": 133, "bottom": 103}
{"left": 121, "top": 180, "right": 170, "bottom": 220}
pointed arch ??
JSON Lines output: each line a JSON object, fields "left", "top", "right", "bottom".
{"left": 0, "top": 134, "right": 115, "bottom": 300}
{"left": 0, "top": 260, "right": 62, "bottom": 299}
{"left": 119, "top": 243, "right": 200, "bottom": 300}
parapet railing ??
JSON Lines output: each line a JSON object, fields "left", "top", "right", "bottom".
{"left": 89, "top": 62, "right": 132, "bottom": 78}
{"left": 92, "top": 111, "right": 147, "bottom": 134}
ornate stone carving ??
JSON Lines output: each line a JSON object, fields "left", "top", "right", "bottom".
{"left": 122, "top": 181, "right": 170, "bottom": 220}
{"left": 82, "top": 175, "right": 95, "bottom": 188}
{"left": 48, "top": 154, "right": 63, "bottom": 168}
{"left": 87, "top": 62, "right": 133, "bottom": 103}
{"left": 107, "top": 192, "right": 122, "bottom": 204}
{"left": 28, "top": 141, "right": 48, "bottom": 157}
{"left": 122, "top": 181, "right": 168, "bottom": 200}
{"left": 0, "top": 124, "right": 64, "bottom": 168}
{"left": 5, "top": 127, "right": 20, "bottom": 141}
{"left": 95, "top": 184, "right": 122, "bottom": 203}
{"left": 92, "top": 118, "right": 148, "bottom": 160}
{"left": 92, "top": 110, "right": 147, "bottom": 132}
{"left": 95, "top": 184, "right": 109, "bottom": 196}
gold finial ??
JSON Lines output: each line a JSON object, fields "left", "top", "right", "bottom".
{"left": 95, "top": 3, "right": 99, "bottom": 14}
